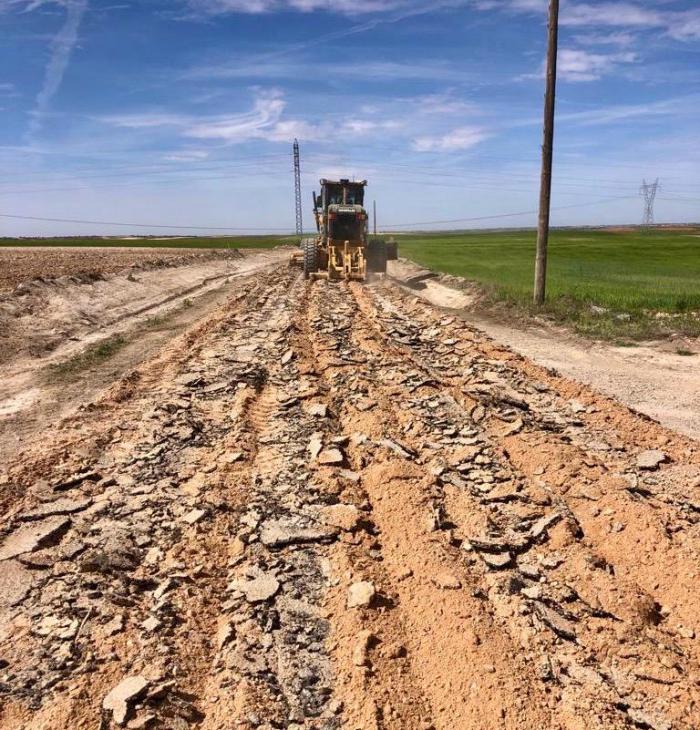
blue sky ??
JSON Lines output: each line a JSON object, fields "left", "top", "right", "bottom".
{"left": 0, "top": 0, "right": 699, "bottom": 235}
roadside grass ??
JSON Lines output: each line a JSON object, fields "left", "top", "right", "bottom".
{"left": 46, "top": 335, "right": 128, "bottom": 380}
{"left": 0, "top": 235, "right": 294, "bottom": 249}
{"left": 396, "top": 227, "right": 700, "bottom": 340}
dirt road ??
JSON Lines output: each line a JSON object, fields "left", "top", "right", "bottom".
{"left": 1, "top": 264, "right": 699, "bottom": 729}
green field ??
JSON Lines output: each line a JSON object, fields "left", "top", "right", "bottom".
{"left": 396, "top": 227, "right": 700, "bottom": 340}
{"left": 2, "top": 227, "right": 699, "bottom": 340}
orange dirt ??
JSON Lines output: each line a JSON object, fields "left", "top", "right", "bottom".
{"left": 0, "top": 264, "right": 698, "bottom": 730}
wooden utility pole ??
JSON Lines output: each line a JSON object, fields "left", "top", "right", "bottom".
{"left": 373, "top": 200, "right": 377, "bottom": 236}
{"left": 533, "top": 0, "right": 559, "bottom": 305}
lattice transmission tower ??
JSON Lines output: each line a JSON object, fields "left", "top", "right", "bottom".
{"left": 293, "top": 139, "right": 303, "bottom": 236}
{"left": 639, "top": 178, "right": 660, "bottom": 226}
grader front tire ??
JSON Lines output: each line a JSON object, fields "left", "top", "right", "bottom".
{"left": 302, "top": 239, "right": 318, "bottom": 279}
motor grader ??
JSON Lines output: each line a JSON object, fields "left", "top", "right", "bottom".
{"left": 296, "top": 178, "right": 396, "bottom": 281}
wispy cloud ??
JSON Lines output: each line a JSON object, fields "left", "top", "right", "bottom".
{"left": 558, "top": 48, "right": 637, "bottom": 81}
{"left": 185, "top": 58, "right": 472, "bottom": 84}
{"left": 505, "top": 93, "right": 700, "bottom": 129}
{"left": 519, "top": 47, "right": 637, "bottom": 83}
{"left": 413, "top": 125, "right": 490, "bottom": 152}
{"left": 99, "top": 89, "right": 403, "bottom": 145}
{"left": 185, "top": 0, "right": 424, "bottom": 16}
{"left": 474, "top": 1, "right": 700, "bottom": 41}
{"left": 572, "top": 31, "right": 636, "bottom": 47}
{"left": 18, "top": 0, "right": 89, "bottom": 139}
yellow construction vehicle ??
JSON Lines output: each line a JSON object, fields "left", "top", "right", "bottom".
{"left": 298, "top": 178, "right": 395, "bottom": 281}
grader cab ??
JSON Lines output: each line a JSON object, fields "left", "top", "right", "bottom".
{"left": 299, "top": 178, "right": 396, "bottom": 281}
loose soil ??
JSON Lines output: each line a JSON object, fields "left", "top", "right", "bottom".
{"left": 1, "top": 259, "right": 699, "bottom": 730}
{"left": 0, "top": 247, "right": 235, "bottom": 294}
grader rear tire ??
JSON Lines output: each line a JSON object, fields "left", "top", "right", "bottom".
{"left": 302, "top": 239, "right": 318, "bottom": 279}
{"left": 367, "top": 238, "right": 388, "bottom": 274}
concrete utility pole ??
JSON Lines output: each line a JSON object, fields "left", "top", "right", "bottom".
{"left": 373, "top": 200, "right": 377, "bottom": 236}
{"left": 293, "top": 139, "right": 303, "bottom": 236}
{"left": 533, "top": 0, "right": 559, "bottom": 306}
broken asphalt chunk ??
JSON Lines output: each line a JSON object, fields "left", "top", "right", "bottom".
{"left": 0, "top": 559, "right": 34, "bottom": 608}
{"left": 535, "top": 604, "right": 577, "bottom": 641}
{"left": 0, "top": 516, "right": 71, "bottom": 561}
{"left": 259, "top": 519, "right": 339, "bottom": 548}
{"left": 102, "top": 676, "right": 150, "bottom": 726}
{"left": 479, "top": 551, "right": 513, "bottom": 570}
{"left": 636, "top": 450, "right": 668, "bottom": 471}
{"left": 347, "top": 581, "right": 376, "bottom": 609}
{"left": 379, "top": 438, "right": 416, "bottom": 459}
{"left": 20, "top": 497, "right": 92, "bottom": 522}
{"left": 233, "top": 573, "right": 280, "bottom": 603}
{"left": 318, "top": 448, "right": 344, "bottom": 466}
{"left": 529, "top": 511, "right": 563, "bottom": 540}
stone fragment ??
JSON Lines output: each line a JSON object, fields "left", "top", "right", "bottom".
{"left": 142, "top": 616, "right": 162, "bottom": 633}
{"left": 153, "top": 578, "right": 175, "bottom": 600}
{"left": 308, "top": 434, "right": 323, "bottom": 460}
{"left": 103, "top": 614, "right": 125, "bottom": 637}
{"left": 539, "top": 553, "right": 565, "bottom": 570}
{"left": 281, "top": 349, "right": 294, "bottom": 365}
{"left": 52, "top": 470, "right": 100, "bottom": 491}
{"left": 216, "top": 619, "right": 234, "bottom": 650}
{"left": 259, "top": 520, "right": 338, "bottom": 548}
{"left": 355, "top": 397, "right": 377, "bottom": 412}
{"left": 0, "top": 560, "right": 34, "bottom": 607}
{"left": 237, "top": 573, "right": 280, "bottom": 603}
{"left": 80, "top": 542, "right": 139, "bottom": 574}
{"left": 321, "top": 504, "right": 361, "bottom": 532}
{"left": 521, "top": 585, "right": 542, "bottom": 600}
{"left": 20, "top": 497, "right": 92, "bottom": 522}
{"left": 103, "top": 676, "right": 150, "bottom": 726}
{"left": 0, "top": 516, "right": 71, "bottom": 561}
{"left": 306, "top": 403, "right": 328, "bottom": 418}
{"left": 182, "top": 508, "right": 207, "bottom": 525}
{"left": 347, "top": 581, "right": 375, "bottom": 609}
{"left": 626, "top": 709, "right": 671, "bottom": 730}
{"left": 535, "top": 604, "right": 577, "bottom": 641}
{"left": 517, "top": 562, "right": 541, "bottom": 580}
{"left": 318, "top": 448, "right": 344, "bottom": 466}
{"left": 433, "top": 573, "right": 462, "bottom": 590}
{"left": 379, "top": 439, "right": 415, "bottom": 459}
{"left": 353, "top": 630, "right": 376, "bottom": 667}
{"left": 479, "top": 551, "right": 512, "bottom": 570}
{"left": 636, "top": 450, "right": 668, "bottom": 470}
{"left": 530, "top": 512, "right": 563, "bottom": 540}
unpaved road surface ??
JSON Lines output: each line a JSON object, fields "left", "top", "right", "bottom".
{"left": 0, "top": 248, "right": 286, "bottom": 460}
{"left": 388, "top": 259, "right": 700, "bottom": 440}
{"left": 1, "top": 264, "right": 699, "bottom": 730}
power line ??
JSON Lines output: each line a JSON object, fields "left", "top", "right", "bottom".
{"left": 378, "top": 195, "right": 638, "bottom": 229}
{"left": 0, "top": 195, "right": 650, "bottom": 234}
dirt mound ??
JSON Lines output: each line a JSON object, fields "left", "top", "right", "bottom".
{"left": 0, "top": 247, "right": 242, "bottom": 294}
{"left": 0, "top": 249, "right": 245, "bottom": 366}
